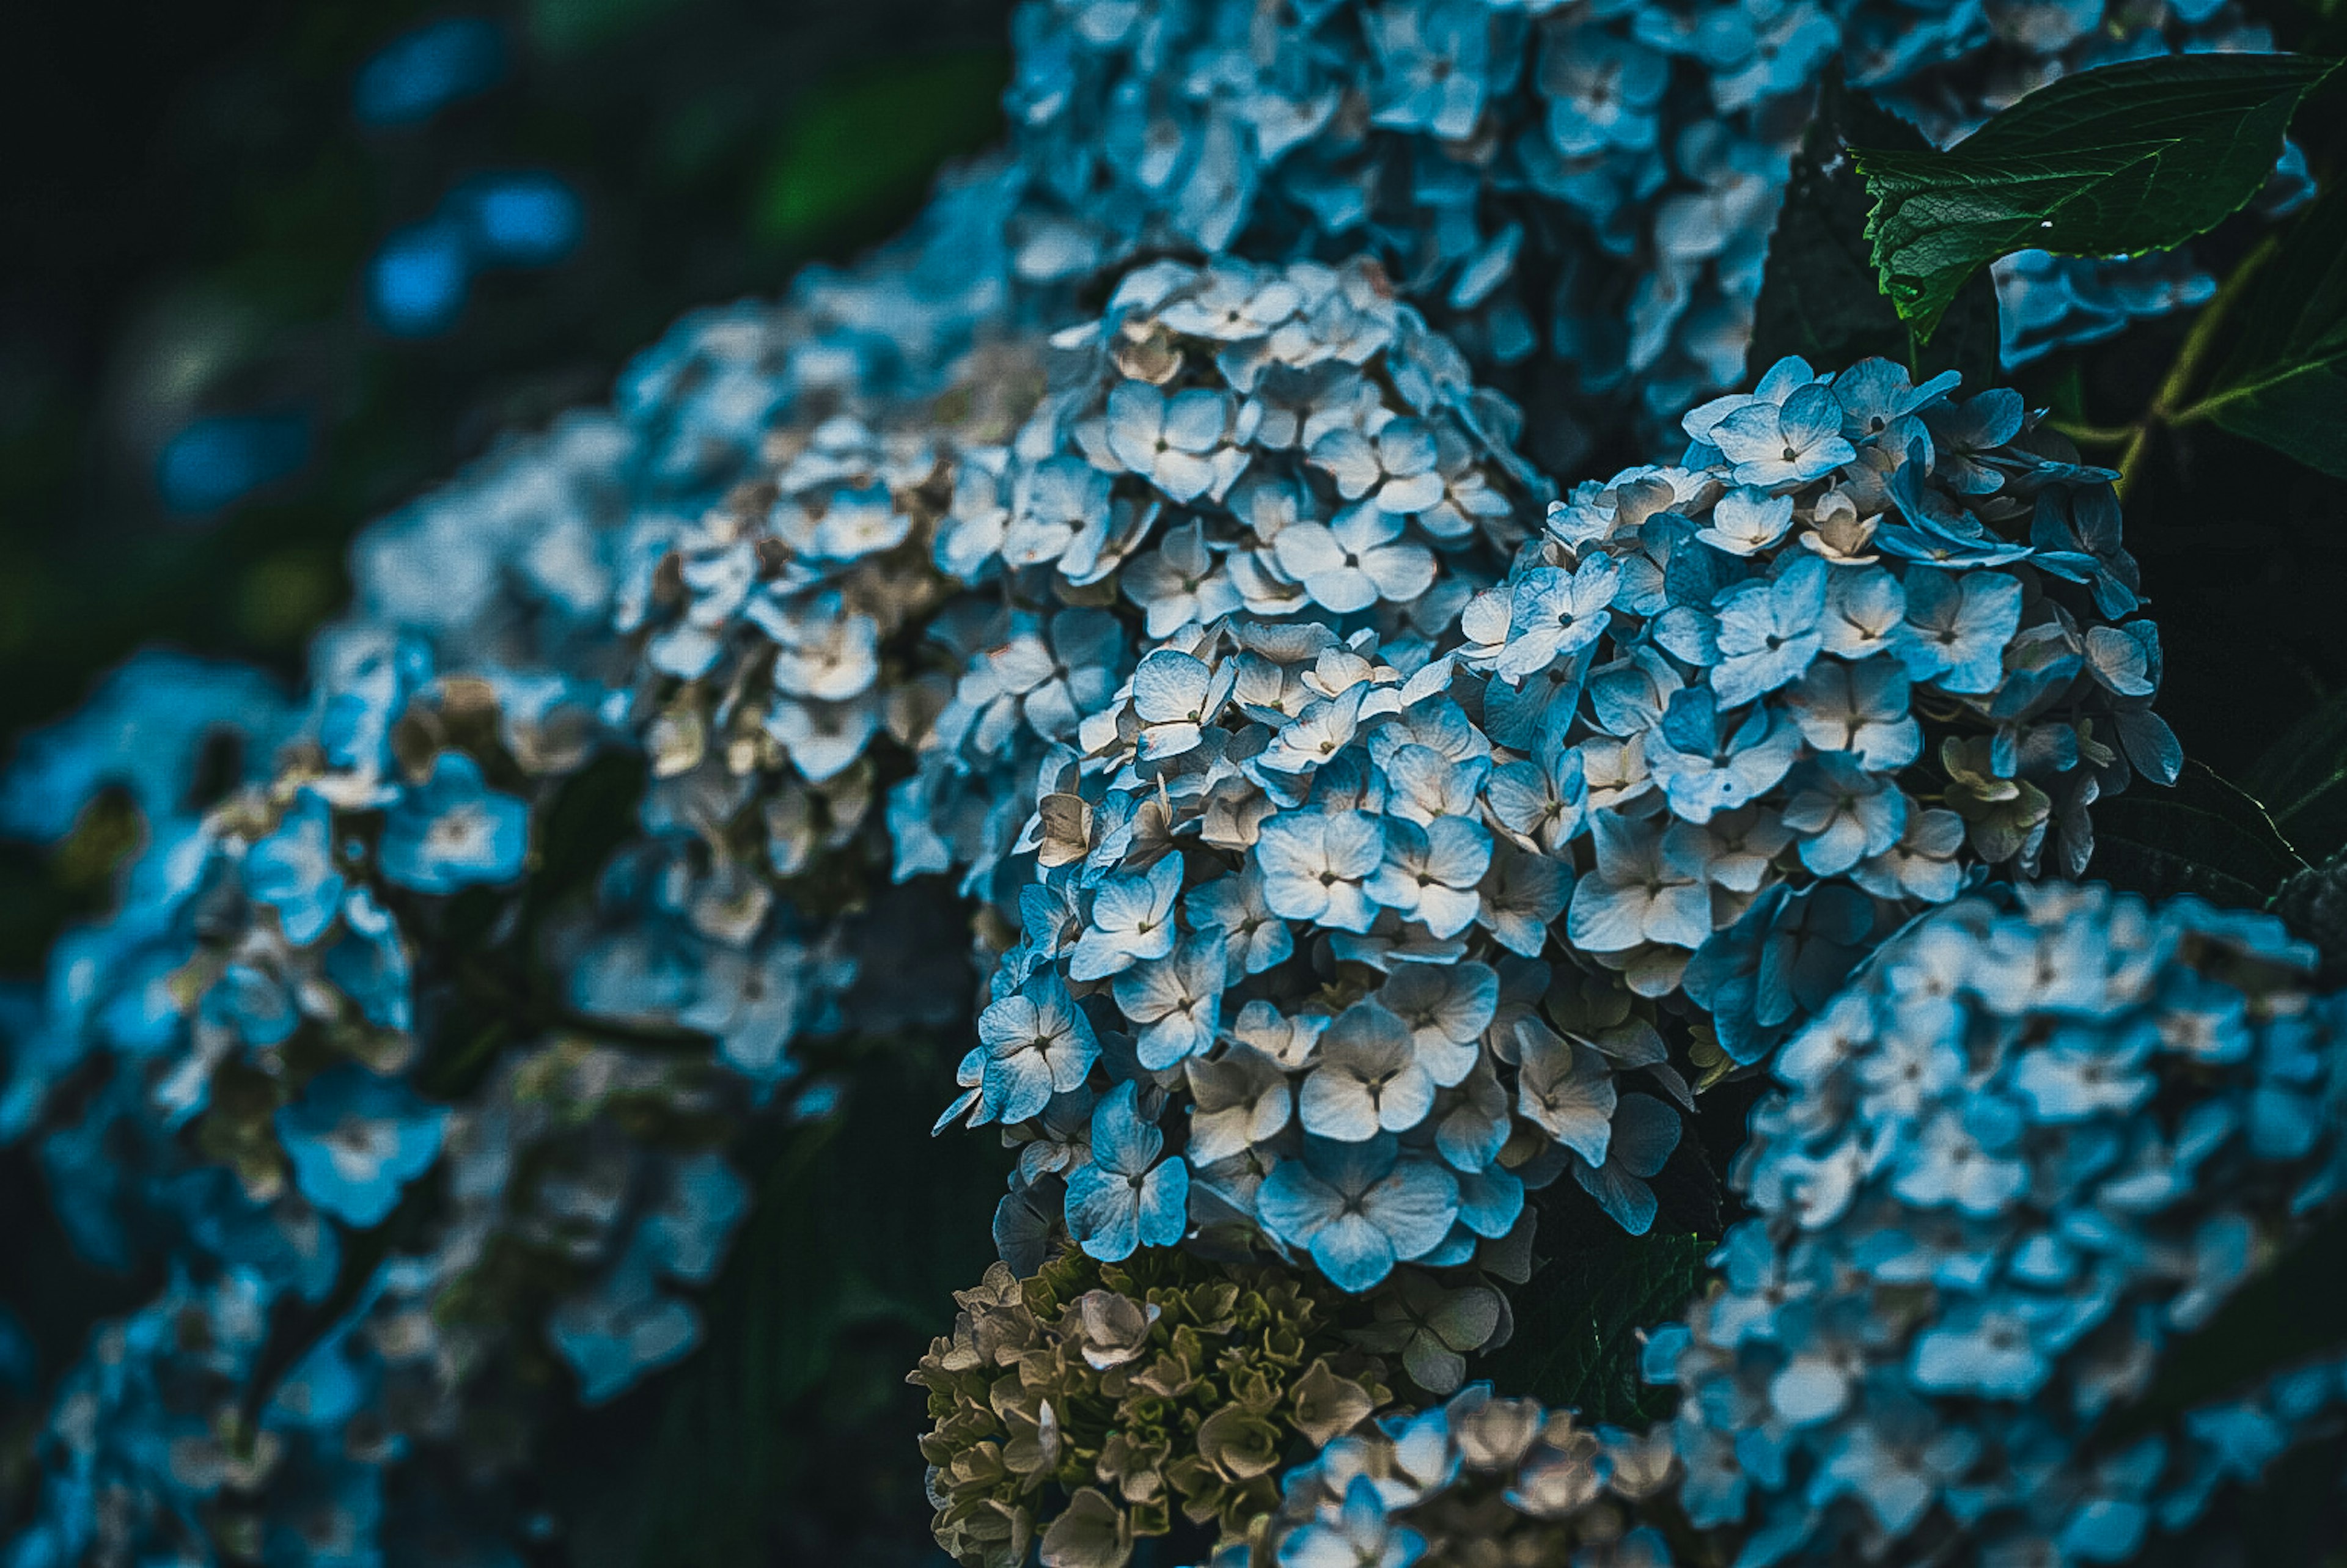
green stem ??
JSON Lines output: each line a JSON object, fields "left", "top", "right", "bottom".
{"left": 2043, "top": 419, "right": 2140, "bottom": 445}
{"left": 2117, "top": 234, "right": 2280, "bottom": 499}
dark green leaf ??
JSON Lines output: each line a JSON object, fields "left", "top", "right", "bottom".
{"left": 754, "top": 53, "right": 1008, "bottom": 247}
{"left": 1856, "top": 53, "right": 2335, "bottom": 338}
{"left": 2192, "top": 188, "right": 2347, "bottom": 476}
{"left": 548, "top": 1044, "right": 1004, "bottom": 1567}
{"left": 1747, "top": 65, "right": 2001, "bottom": 387}
{"left": 2088, "top": 759, "right": 2304, "bottom": 909}
{"left": 2098, "top": 1204, "right": 2347, "bottom": 1447}
{"left": 2243, "top": 686, "right": 2347, "bottom": 863}
{"left": 1477, "top": 1181, "right": 1712, "bottom": 1423}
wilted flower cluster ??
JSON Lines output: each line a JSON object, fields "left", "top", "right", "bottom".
{"left": 953, "top": 352, "right": 2175, "bottom": 1305}
{"left": 1001, "top": 0, "right": 2285, "bottom": 420}
{"left": 1645, "top": 885, "right": 2347, "bottom": 1565}
{"left": 891, "top": 254, "right": 1544, "bottom": 901}
{"left": 1239, "top": 1381, "right": 1680, "bottom": 1568}
{"left": 911, "top": 1248, "right": 1400, "bottom": 1567}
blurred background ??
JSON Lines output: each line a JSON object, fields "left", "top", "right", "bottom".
{"left": 0, "top": 5, "right": 1021, "bottom": 1556}
{"left": 0, "top": 0, "right": 1015, "bottom": 972}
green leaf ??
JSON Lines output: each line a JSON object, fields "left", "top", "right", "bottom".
{"left": 1477, "top": 1182, "right": 1713, "bottom": 1424}
{"left": 754, "top": 53, "right": 1007, "bottom": 248}
{"left": 2187, "top": 189, "right": 2347, "bottom": 476}
{"left": 1747, "top": 66, "right": 2000, "bottom": 387}
{"left": 2088, "top": 759, "right": 2305, "bottom": 909}
{"left": 1856, "top": 53, "right": 2336, "bottom": 339}
{"left": 2242, "top": 686, "right": 2347, "bottom": 864}
{"left": 2098, "top": 1204, "right": 2347, "bottom": 1447}
{"left": 545, "top": 1042, "right": 1005, "bottom": 1567}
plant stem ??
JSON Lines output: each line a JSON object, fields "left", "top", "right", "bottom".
{"left": 2116, "top": 235, "right": 2280, "bottom": 500}
{"left": 2043, "top": 419, "right": 2139, "bottom": 445}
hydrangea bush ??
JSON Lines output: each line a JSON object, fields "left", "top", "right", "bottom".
{"left": 958, "top": 349, "right": 2175, "bottom": 1306}
{"left": 999, "top": 0, "right": 2293, "bottom": 419}
{"left": 1646, "top": 885, "right": 2347, "bottom": 1566}
{"left": 4, "top": 0, "right": 2343, "bottom": 1563}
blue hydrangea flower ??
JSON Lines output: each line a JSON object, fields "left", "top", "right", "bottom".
{"left": 244, "top": 789, "right": 347, "bottom": 945}
{"left": 274, "top": 1066, "right": 450, "bottom": 1227}
{"left": 1257, "top": 1134, "right": 1460, "bottom": 1292}
{"left": 377, "top": 751, "right": 529, "bottom": 895}
{"left": 1064, "top": 1080, "right": 1191, "bottom": 1261}
{"left": 1648, "top": 887, "right": 2347, "bottom": 1564}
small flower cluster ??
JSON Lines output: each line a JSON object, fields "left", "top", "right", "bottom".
{"left": 952, "top": 353, "right": 2175, "bottom": 1303}
{"left": 5, "top": 1268, "right": 388, "bottom": 1568}
{"left": 7, "top": 1038, "right": 746, "bottom": 1568}
{"left": 1239, "top": 1381, "right": 1680, "bottom": 1568}
{"left": 910, "top": 1248, "right": 1398, "bottom": 1568}
{"left": 1645, "top": 884, "right": 2347, "bottom": 1565}
{"left": 367, "top": 1037, "right": 749, "bottom": 1414}
{"left": 1559, "top": 354, "right": 2174, "bottom": 1061}
{"left": 1001, "top": 0, "right": 2280, "bottom": 421}
{"left": 614, "top": 335, "right": 1048, "bottom": 932}
{"left": 892, "top": 255, "right": 1543, "bottom": 901}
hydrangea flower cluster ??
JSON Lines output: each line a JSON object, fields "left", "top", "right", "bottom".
{"left": 612, "top": 337, "right": 1045, "bottom": 925}
{"left": 1, "top": 170, "right": 1042, "bottom": 1563}
{"left": 955, "top": 351, "right": 2175, "bottom": 1306}
{"left": 7, "top": 1039, "right": 744, "bottom": 1568}
{"left": 5, "top": 1268, "right": 389, "bottom": 1568}
{"left": 1239, "top": 1381, "right": 1680, "bottom": 1568}
{"left": 1000, "top": 0, "right": 2285, "bottom": 419}
{"left": 6, "top": 0, "right": 2321, "bottom": 1557}
{"left": 890, "top": 255, "right": 1545, "bottom": 902}
{"left": 911, "top": 1249, "right": 1398, "bottom": 1567}
{"left": 1645, "top": 885, "right": 2347, "bottom": 1566}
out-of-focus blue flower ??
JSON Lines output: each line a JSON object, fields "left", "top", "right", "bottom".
{"left": 274, "top": 1067, "right": 449, "bottom": 1227}
{"left": 549, "top": 1151, "right": 747, "bottom": 1403}
{"left": 0, "top": 651, "right": 290, "bottom": 841}
{"left": 353, "top": 15, "right": 505, "bottom": 126}
{"left": 378, "top": 751, "right": 529, "bottom": 895}
{"left": 455, "top": 172, "right": 586, "bottom": 266}
{"left": 369, "top": 219, "right": 472, "bottom": 335}
{"left": 156, "top": 412, "right": 312, "bottom": 514}
{"left": 245, "top": 790, "right": 346, "bottom": 945}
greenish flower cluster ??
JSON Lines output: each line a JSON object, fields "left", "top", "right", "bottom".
{"left": 912, "top": 1248, "right": 1398, "bottom": 1566}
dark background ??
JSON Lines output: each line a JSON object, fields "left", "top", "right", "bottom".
{"left": 0, "top": 0, "right": 1016, "bottom": 964}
